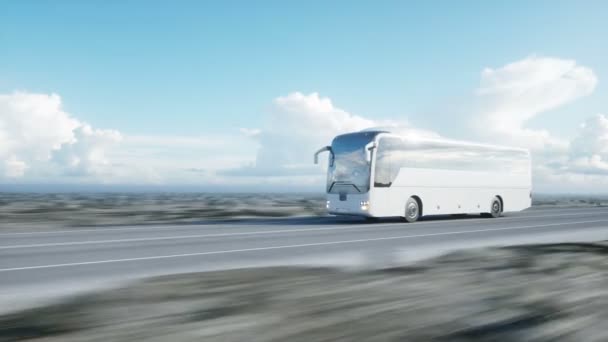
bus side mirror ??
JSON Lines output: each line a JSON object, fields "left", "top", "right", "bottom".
{"left": 365, "top": 142, "right": 376, "bottom": 162}
{"left": 314, "top": 146, "right": 332, "bottom": 165}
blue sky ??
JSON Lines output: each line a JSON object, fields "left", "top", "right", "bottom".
{"left": 1, "top": 1, "right": 608, "bottom": 191}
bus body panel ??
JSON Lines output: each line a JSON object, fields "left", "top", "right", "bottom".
{"left": 322, "top": 130, "right": 532, "bottom": 219}
{"left": 371, "top": 186, "right": 530, "bottom": 217}
{"left": 380, "top": 167, "right": 531, "bottom": 216}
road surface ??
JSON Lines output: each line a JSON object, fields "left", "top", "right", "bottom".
{"left": 2, "top": 206, "right": 608, "bottom": 312}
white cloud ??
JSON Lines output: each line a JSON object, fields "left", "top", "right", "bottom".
{"left": 3, "top": 55, "right": 605, "bottom": 193}
{"left": 0, "top": 92, "right": 79, "bottom": 161}
{"left": 239, "top": 128, "right": 261, "bottom": 138}
{"left": 0, "top": 90, "right": 260, "bottom": 185}
{"left": 570, "top": 114, "right": 608, "bottom": 157}
{"left": 473, "top": 56, "right": 597, "bottom": 151}
{"left": 225, "top": 92, "right": 436, "bottom": 179}
{"left": 52, "top": 124, "right": 122, "bottom": 176}
{"left": 0, "top": 91, "right": 121, "bottom": 181}
{"left": 0, "top": 90, "right": 439, "bottom": 187}
{"left": 523, "top": 114, "right": 608, "bottom": 192}
{"left": 468, "top": 56, "right": 608, "bottom": 192}
{"left": 107, "top": 134, "right": 257, "bottom": 184}
{"left": 4, "top": 156, "right": 28, "bottom": 178}
{"left": 232, "top": 92, "right": 379, "bottom": 177}
{"left": 565, "top": 114, "right": 608, "bottom": 175}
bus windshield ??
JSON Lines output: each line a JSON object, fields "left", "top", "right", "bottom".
{"left": 327, "top": 132, "right": 379, "bottom": 194}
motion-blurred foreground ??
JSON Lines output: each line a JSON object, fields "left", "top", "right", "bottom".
{"left": 1, "top": 192, "right": 607, "bottom": 228}
{"left": 2, "top": 242, "right": 608, "bottom": 341}
{"left": 0, "top": 193, "right": 326, "bottom": 228}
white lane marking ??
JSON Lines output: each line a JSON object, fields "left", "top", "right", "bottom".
{"left": 0, "top": 224, "right": 216, "bottom": 236}
{"left": 1, "top": 219, "right": 607, "bottom": 272}
{"left": 3, "top": 212, "right": 608, "bottom": 250}
{"left": 0, "top": 224, "right": 424, "bottom": 249}
{"left": 2, "top": 208, "right": 608, "bottom": 237}
{"left": 523, "top": 206, "right": 608, "bottom": 213}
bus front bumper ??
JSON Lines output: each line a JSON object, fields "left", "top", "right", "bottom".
{"left": 326, "top": 194, "right": 373, "bottom": 217}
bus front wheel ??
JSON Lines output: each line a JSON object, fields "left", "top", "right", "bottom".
{"left": 403, "top": 197, "right": 421, "bottom": 223}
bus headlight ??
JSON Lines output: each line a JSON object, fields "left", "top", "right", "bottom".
{"left": 360, "top": 201, "right": 370, "bottom": 211}
{"left": 326, "top": 200, "right": 330, "bottom": 209}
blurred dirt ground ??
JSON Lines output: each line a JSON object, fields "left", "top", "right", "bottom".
{"left": 1, "top": 193, "right": 608, "bottom": 229}
{"left": 2, "top": 242, "right": 608, "bottom": 341}
{"left": 0, "top": 193, "right": 327, "bottom": 228}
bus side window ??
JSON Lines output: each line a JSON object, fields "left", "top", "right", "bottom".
{"left": 374, "top": 138, "right": 392, "bottom": 187}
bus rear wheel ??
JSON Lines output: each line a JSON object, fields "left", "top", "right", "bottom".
{"left": 483, "top": 197, "right": 502, "bottom": 218}
{"left": 403, "top": 197, "right": 421, "bottom": 223}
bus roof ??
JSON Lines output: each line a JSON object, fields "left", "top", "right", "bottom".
{"left": 358, "top": 129, "right": 530, "bottom": 154}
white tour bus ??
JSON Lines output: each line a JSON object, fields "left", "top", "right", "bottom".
{"left": 314, "top": 130, "right": 531, "bottom": 222}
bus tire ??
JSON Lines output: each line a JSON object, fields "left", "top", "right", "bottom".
{"left": 485, "top": 197, "right": 502, "bottom": 218}
{"left": 404, "top": 197, "right": 421, "bottom": 223}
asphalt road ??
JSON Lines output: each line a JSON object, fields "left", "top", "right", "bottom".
{"left": 2, "top": 206, "right": 608, "bottom": 312}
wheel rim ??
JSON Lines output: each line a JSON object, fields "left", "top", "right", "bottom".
{"left": 407, "top": 202, "right": 418, "bottom": 219}
{"left": 492, "top": 201, "right": 500, "bottom": 213}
